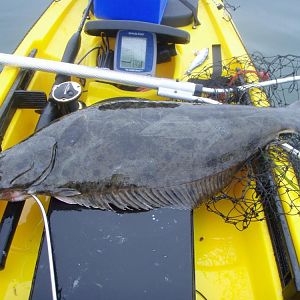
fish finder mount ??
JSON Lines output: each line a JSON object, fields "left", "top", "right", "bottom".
{"left": 52, "top": 81, "right": 82, "bottom": 115}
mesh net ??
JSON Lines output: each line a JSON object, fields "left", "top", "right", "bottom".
{"left": 186, "top": 53, "right": 300, "bottom": 229}
{"left": 187, "top": 52, "right": 300, "bottom": 106}
{"left": 205, "top": 142, "right": 300, "bottom": 230}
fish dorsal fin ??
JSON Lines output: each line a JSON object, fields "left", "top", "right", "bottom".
{"left": 55, "top": 166, "right": 238, "bottom": 210}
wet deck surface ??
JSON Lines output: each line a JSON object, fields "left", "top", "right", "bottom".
{"left": 31, "top": 202, "right": 194, "bottom": 300}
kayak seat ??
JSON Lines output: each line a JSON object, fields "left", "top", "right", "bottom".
{"left": 161, "top": 0, "right": 199, "bottom": 27}
{"left": 85, "top": 20, "right": 190, "bottom": 44}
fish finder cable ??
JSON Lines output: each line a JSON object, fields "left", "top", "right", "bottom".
{"left": 31, "top": 194, "right": 57, "bottom": 300}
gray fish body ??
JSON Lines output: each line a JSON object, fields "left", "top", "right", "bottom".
{"left": 0, "top": 99, "right": 298, "bottom": 210}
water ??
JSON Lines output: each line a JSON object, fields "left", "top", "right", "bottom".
{"left": 0, "top": 0, "right": 52, "bottom": 53}
{"left": 0, "top": 1, "right": 299, "bottom": 55}
{"left": 229, "top": 0, "right": 300, "bottom": 55}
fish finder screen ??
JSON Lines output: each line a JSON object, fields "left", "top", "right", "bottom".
{"left": 120, "top": 36, "right": 147, "bottom": 70}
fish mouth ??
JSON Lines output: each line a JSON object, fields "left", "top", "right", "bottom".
{"left": 0, "top": 190, "right": 28, "bottom": 202}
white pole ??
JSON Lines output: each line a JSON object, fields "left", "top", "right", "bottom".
{"left": 0, "top": 53, "right": 222, "bottom": 104}
{"left": 1, "top": 53, "right": 299, "bottom": 97}
{"left": 0, "top": 53, "right": 194, "bottom": 93}
{"left": 280, "top": 143, "right": 300, "bottom": 159}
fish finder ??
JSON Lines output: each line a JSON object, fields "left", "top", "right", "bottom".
{"left": 114, "top": 30, "right": 157, "bottom": 76}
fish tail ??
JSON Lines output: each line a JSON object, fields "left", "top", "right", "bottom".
{"left": 287, "top": 100, "right": 300, "bottom": 110}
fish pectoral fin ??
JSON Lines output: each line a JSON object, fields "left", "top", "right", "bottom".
{"left": 54, "top": 188, "right": 82, "bottom": 205}
{"left": 54, "top": 195, "right": 78, "bottom": 205}
{"left": 53, "top": 188, "right": 81, "bottom": 198}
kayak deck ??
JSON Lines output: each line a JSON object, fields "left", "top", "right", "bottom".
{"left": 0, "top": 0, "right": 295, "bottom": 299}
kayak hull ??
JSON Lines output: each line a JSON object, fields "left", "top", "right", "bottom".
{"left": 0, "top": 1, "right": 295, "bottom": 299}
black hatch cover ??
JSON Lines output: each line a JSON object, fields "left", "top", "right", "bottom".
{"left": 30, "top": 202, "right": 195, "bottom": 300}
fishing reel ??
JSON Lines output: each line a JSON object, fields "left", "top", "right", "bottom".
{"left": 51, "top": 81, "right": 84, "bottom": 116}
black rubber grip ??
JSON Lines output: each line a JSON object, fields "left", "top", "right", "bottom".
{"left": 35, "top": 102, "right": 59, "bottom": 131}
{"left": 194, "top": 83, "right": 203, "bottom": 96}
{"left": 55, "top": 32, "right": 82, "bottom": 84}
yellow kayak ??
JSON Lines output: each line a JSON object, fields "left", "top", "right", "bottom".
{"left": 0, "top": 0, "right": 299, "bottom": 299}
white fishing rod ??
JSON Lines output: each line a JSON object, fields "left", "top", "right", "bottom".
{"left": 1, "top": 53, "right": 300, "bottom": 101}
{"left": 0, "top": 53, "right": 219, "bottom": 105}
{"left": 279, "top": 143, "right": 300, "bottom": 159}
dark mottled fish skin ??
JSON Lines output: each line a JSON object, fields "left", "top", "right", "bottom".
{"left": 0, "top": 99, "right": 299, "bottom": 210}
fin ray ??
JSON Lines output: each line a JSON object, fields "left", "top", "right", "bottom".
{"left": 54, "top": 166, "right": 239, "bottom": 210}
